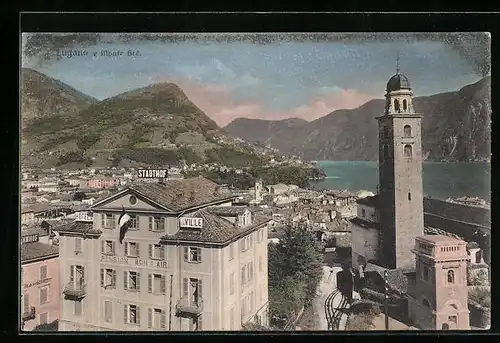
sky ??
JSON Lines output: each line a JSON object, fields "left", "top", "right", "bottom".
{"left": 22, "top": 33, "right": 490, "bottom": 126}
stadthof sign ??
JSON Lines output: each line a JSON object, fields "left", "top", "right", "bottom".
{"left": 179, "top": 217, "right": 203, "bottom": 228}
{"left": 137, "top": 169, "right": 168, "bottom": 178}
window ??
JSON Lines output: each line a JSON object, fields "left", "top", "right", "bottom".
{"left": 184, "top": 247, "right": 201, "bottom": 263}
{"left": 422, "top": 298, "right": 430, "bottom": 307}
{"left": 447, "top": 270, "right": 455, "bottom": 284}
{"left": 422, "top": 264, "right": 429, "bottom": 281}
{"left": 102, "top": 240, "right": 115, "bottom": 255}
{"left": 104, "top": 301, "right": 112, "bottom": 323}
{"left": 404, "top": 124, "right": 412, "bottom": 137}
{"left": 129, "top": 215, "right": 138, "bottom": 230}
{"left": 442, "top": 323, "right": 449, "bottom": 330}
{"left": 148, "top": 217, "right": 165, "bottom": 232}
{"left": 148, "top": 308, "right": 166, "bottom": 329}
{"left": 149, "top": 244, "right": 165, "bottom": 260}
{"left": 229, "top": 244, "right": 234, "bottom": 261}
{"left": 129, "top": 195, "right": 137, "bottom": 205}
{"left": 39, "top": 265, "right": 48, "bottom": 280}
{"left": 259, "top": 256, "right": 263, "bottom": 273}
{"left": 124, "top": 271, "right": 140, "bottom": 291}
{"left": 475, "top": 251, "right": 482, "bottom": 264}
{"left": 100, "top": 268, "right": 116, "bottom": 289}
{"left": 102, "top": 214, "right": 114, "bottom": 229}
{"left": 74, "top": 300, "right": 82, "bottom": 316}
{"left": 448, "top": 315, "right": 457, "bottom": 324}
{"left": 39, "top": 287, "right": 48, "bottom": 305}
{"left": 403, "top": 99, "right": 408, "bottom": 111}
{"left": 241, "top": 299, "right": 247, "bottom": 321}
{"left": 75, "top": 238, "right": 82, "bottom": 253}
{"left": 249, "top": 262, "right": 254, "bottom": 282}
{"left": 241, "top": 265, "right": 247, "bottom": 286}
{"left": 39, "top": 312, "right": 48, "bottom": 325}
{"left": 182, "top": 278, "right": 203, "bottom": 305}
{"left": 241, "top": 236, "right": 252, "bottom": 252}
{"left": 257, "top": 229, "right": 263, "bottom": 243}
{"left": 70, "top": 265, "right": 85, "bottom": 289}
{"left": 404, "top": 144, "right": 413, "bottom": 157}
{"left": 23, "top": 294, "right": 29, "bottom": 313}
{"left": 125, "top": 242, "right": 140, "bottom": 258}
{"left": 230, "top": 272, "right": 235, "bottom": 295}
{"left": 394, "top": 99, "right": 400, "bottom": 112}
{"left": 124, "top": 304, "right": 140, "bottom": 325}
{"left": 148, "top": 274, "right": 166, "bottom": 294}
{"left": 408, "top": 192, "right": 412, "bottom": 201}
{"left": 361, "top": 209, "right": 366, "bottom": 217}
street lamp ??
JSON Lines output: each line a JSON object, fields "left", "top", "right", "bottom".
{"left": 384, "top": 270, "right": 389, "bottom": 330}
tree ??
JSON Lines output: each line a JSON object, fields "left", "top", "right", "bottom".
{"left": 33, "top": 320, "right": 58, "bottom": 331}
{"left": 72, "top": 191, "right": 87, "bottom": 201}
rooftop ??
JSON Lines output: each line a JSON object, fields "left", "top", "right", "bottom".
{"left": 127, "top": 176, "right": 235, "bottom": 212}
{"left": 161, "top": 207, "right": 271, "bottom": 244}
{"left": 356, "top": 195, "right": 379, "bottom": 207}
{"left": 364, "top": 262, "right": 409, "bottom": 294}
{"left": 55, "top": 221, "right": 101, "bottom": 236}
{"left": 417, "top": 234, "right": 465, "bottom": 245}
{"left": 206, "top": 206, "right": 247, "bottom": 217}
{"left": 350, "top": 217, "right": 380, "bottom": 230}
{"left": 21, "top": 242, "right": 58, "bottom": 263}
{"left": 386, "top": 73, "right": 411, "bottom": 92}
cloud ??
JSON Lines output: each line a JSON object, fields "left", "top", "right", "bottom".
{"left": 153, "top": 75, "right": 374, "bottom": 126}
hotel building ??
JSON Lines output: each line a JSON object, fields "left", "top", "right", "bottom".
{"left": 57, "top": 176, "right": 270, "bottom": 331}
{"left": 21, "top": 232, "right": 60, "bottom": 331}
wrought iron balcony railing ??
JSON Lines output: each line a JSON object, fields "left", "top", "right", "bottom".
{"left": 63, "top": 282, "right": 87, "bottom": 299}
{"left": 175, "top": 298, "right": 204, "bottom": 316}
{"left": 22, "top": 306, "right": 36, "bottom": 321}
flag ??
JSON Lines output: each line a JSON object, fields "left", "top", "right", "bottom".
{"left": 118, "top": 206, "right": 131, "bottom": 244}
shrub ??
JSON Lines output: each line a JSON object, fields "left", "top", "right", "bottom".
{"left": 469, "top": 287, "right": 491, "bottom": 308}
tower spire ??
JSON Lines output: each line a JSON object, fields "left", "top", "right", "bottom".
{"left": 396, "top": 53, "right": 400, "bottom": 74}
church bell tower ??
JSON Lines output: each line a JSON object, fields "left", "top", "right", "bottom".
{"left": 376, "top": 59, "right": 425, "bottom": 271}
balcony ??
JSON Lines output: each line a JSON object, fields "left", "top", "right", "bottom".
{"left": 63, "top": 282, "right": 87, "bottom": 299}
{"left": 175, "top": 298, "right": 203, "bottom": 317}
{"left": 22, "top": 306, "right": 36, "bottom": 321}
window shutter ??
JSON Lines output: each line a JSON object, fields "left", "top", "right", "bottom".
{"left": 198, "top": 279, "right": 203, "bottom": 299}
{"left": 149, "top": 217, "right": 153, "bottom": 231}
{"left": 148, "top": 308, "right": 152, "bottom": 328}
{"left": 70, "top": 266, "right": 74, "bottom": 283}
{"left": 148, "top": 274, "right": 152, "bottom": 294}
{"left": 197, "top": 248, "right": 201, "bottom": 263}
{"left": 100, "top": 269, "right": 104, "bottom": 287}
{"left": 136, "top": 243, "right": 140, "bottom": 257}
{"left": 163, "top": 218, "right": 167, "bottom": 233}
{"left": 136, "top": 216, "right": 140, "bottom": 228}
{"left": 160, "top": 246, "right": 165, "bottom": 260}
{"left": 160, "top": 275, "right": 166, "bottom": 294}
{"left": 101, "top": 241, "right": 104, "bottom": 253}
{"left": 124, "top": 305, "right": 128, "bottom": 324}
{"left": 136, "top": 306, "right": 141, "bottom": 325}
{"left": 81, "top": 267, "right": 85, "bottom": 283}
{"left": 136, "top": 273, "right": 140, "bottom": 292}
{"left": 183, "top": 247, "right": 188, "bottom": 262}
{"left": 148, "top": 244, "right": 152, "bottom": 259}
{"left": 101, "top": 214, "right": 105, "bottom": 227}
{"left": 125, "top": 243, "right": 128, "bottom": 256}
{"left": 124, "top": 272, "right": 128, "bottom": 290}
{"left": 112, "top": 241, "right": 116, "bottom": 254}
{"left": 160, "top": 310, "right": 166, "bottom": 329}
{"left": 183, "top": 278, "right": 188, "bottom": 297}
{"left": 112, "top": 270, "right": 117, "bottom": 288}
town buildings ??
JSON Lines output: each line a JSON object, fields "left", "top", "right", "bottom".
{"left": 56, "top": 176, "right": 270, "bottom": 331}
{"left": 21, "top": 232, "right": 60, "bottom": 331}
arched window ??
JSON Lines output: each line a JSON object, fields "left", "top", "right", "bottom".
{"left": 475, "top": 250, "right": 482, "bottom": 264}
{"left": 447, "top": 270, "right": 455, "bottom": 284}
{"left": 403, "top": 99, "right": 408, "bottom": 111}
{"left": 422, "top": 298, "right": 430, "bottom": 307}
{"left": 394, "top": 99, "right": 400, "bottom": 112}
{"left": 442, "top": 323, "right": 449, "bottom": 330}
{"left": 404, "top": 125, "right": 412, "bottom": 137}
{"left": 404, "top": 144, "right": 412, "bottom": 157}
{"left": 408, "top": 192, "right": 411, "bottom": 201}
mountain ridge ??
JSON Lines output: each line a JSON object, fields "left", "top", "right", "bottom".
{"left": 224, "top": 76, "right": 491, "bottom": 162}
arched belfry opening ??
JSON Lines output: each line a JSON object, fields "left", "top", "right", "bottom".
{"left": 403, "top": 99, "right": 408, "bottom": 111}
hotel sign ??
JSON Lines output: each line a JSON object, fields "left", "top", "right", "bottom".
{"left": 137, "top": 169, "right": 168, "bottom": 178}
{"left": 100, "top": 255, "right": 168, "bottom": 269}
{"left": 179, "top": 217, "right": 203, "bottom": 228}
{"left": 24, "top": 278, "right": 52, "bottom": 289}
{"left": 21, "top": 234, "right": 39, "bottom": 244}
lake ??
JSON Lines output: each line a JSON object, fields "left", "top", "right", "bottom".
{"left": 312, "top": 161, "right": 491, "bottom": 202}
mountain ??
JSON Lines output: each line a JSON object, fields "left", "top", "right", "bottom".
{"left": 21, "top": 70, "right": 269, "bottom": 169}
{"left": 21, "top": 68, "right": 98, "bottom": 127}
{"left": 224, "top": 77, "right": 491, "bottom": 162}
